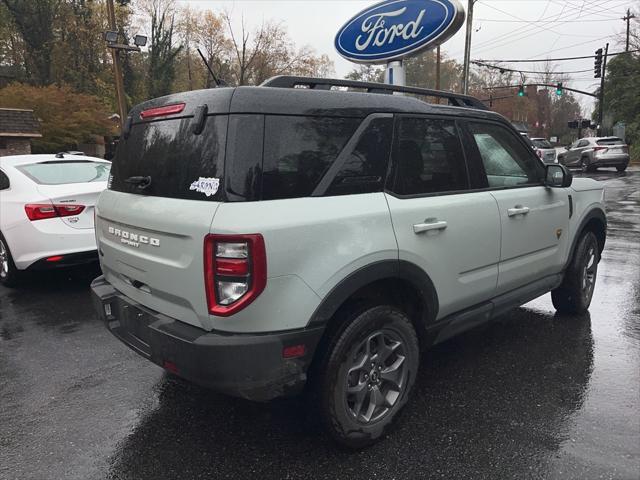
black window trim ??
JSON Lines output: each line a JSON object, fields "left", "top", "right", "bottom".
{"left": 311, "top": 113, "right": 393, "bottom": 197}
{"left": 385, "top": 113, "right": 474, "bottom": 200}
{"left": 460, "top": 118, "right": 547, "bottom": 192}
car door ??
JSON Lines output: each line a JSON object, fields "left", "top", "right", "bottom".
{"left": 385, "top": 115, "right": 501, "bottom": 320}
{"left": 568, "top": 139, "right": 589, "bottom": 166}
{"left": 464, "top": 121, "right": 570, "bottom": 295}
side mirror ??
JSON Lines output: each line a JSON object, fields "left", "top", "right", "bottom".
{"left": 545, "top": 164, "right": 572, "bottom": 188}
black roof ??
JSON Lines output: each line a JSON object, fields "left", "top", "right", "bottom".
{"left": 128, "top": 78, "right": 507, "bottom": 126}
{"left": 0, "top": 108, "right": 42, "bottom": 137}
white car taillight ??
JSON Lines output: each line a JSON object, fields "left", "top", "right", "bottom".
{"left": 204, "top": 234, "right": 266, "bottom": 316}
{"left": 25, "top": 203, "right": 86, "bottom": 221}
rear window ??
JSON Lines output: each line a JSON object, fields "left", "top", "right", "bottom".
{"left": 597, "top": 137, "right": 623, "bottom": 145}
{"left": 532, "top": 139, "right": 552, "bottom": 149}
{"left": 110, "top": 116, "right": 227, "bottom": 201}
{"left": 261, "top": 115, "right": 360, "bottom": 200}
{"left": 17, "top": 161, "right": 110, "bottom": 185}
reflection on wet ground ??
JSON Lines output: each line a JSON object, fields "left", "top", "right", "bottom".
{"left": 1, "top": 168, "right": 638, "bottom": 480}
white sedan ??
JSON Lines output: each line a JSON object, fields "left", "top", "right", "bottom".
{"left": 0, "top": 154, "right": 110, "bottom": 286}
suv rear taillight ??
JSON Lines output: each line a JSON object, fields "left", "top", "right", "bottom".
{"left": 593, "top": 146, "right": 608, "bottom": 154}
{"left": 25, "top": 203, "right": 86, "bottom": 221}
{"left": 204, "top": 234, "right": 266, "bottom": 317}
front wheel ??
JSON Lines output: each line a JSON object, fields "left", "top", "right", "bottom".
{"left": 552, "top": 231, "right": 599, "bottom": 314}
{"left": 316, "top": 305, "right": 419, "bottom": 448}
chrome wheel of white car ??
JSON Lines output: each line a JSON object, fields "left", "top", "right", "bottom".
{"left": 0, "top": 237, "right": 8, "bottom": 279}
{"left": 0, "top": 233, "right": 20, "bottom": 287}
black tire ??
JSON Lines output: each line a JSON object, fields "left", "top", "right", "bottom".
{"left": 616, "top": 165, "right": 627, "bottom": 172}
{"left": 580, "top": 157, "right": 595, "bottom": 173}
{"left": 552, "top": 231, "right": 599, "bottom": 314}
{"left": 315, "top": 305, "right": 419, "bottom": 448}
{"left": 0, "top": 232, "right": 22, "bottom": 287}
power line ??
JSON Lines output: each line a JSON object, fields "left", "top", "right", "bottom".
{"left": 474, "top": 18, "right": 620, "bottom": 22}
{"left": 475, "top": 49, "right": 640, "bottom": 63}
{"left": 469, "top": 0, "right": 624, "bottom": 53}
{"left": 472, "top": 61, "right": 593, "bottom": 74}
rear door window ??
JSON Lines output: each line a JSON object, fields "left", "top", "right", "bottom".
{"left": 110, "top": 116, "right": 227, "bottom": 201}
{"left": 390, "top": 116, "right": 469, "bottom": 196}
{"left": 0, "top": 170, "right": 9, "bottom": 190}
{"left": 261, "top": 115, "right": 360, "bottom": 200}
{"left": 17, "top": 161, "right": 110, "bottom": 185}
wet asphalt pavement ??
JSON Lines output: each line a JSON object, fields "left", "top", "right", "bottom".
{"left": 1, "top": 168, "right": 639, "bottom": 480}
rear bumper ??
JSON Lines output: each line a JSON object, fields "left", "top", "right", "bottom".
{"left": 592, "top": 154, "right": 629, "bottom": 166}
{"left": 91, "top": 276, "right": 324, "bottom": 401}
{"left": 27, "top": 250, "right": 98, "bottom": 270}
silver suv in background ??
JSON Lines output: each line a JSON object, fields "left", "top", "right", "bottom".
{"left": 559, "top": 136, "right": 629, "bottom": 172}
{"left": 530, "top": 138, "right": 557, "bottom": 164}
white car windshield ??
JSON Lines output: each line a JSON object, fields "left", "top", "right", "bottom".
{"left": 17, "top": 161, "right": 110, "bottom": 185}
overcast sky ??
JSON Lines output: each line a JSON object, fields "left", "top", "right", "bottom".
{"left": 177, "top": 0, "right": 634, "bottom": 112}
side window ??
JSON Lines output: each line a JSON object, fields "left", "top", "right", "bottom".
{"left": 0, "top": 170, "right": 9, "bottom": 190}
{"left": 325, "top": 117, "right": 392, "bottom": 196}
{"left": 262, "top": 115, "right": 360, "bottom": 200}
{"left": 468, "top": 122, "right": 544, "bottom": 188}
{"left": 577, "top": 140, "right": 590, "bottom": 148}
{"left": 391, "top": 117, "right": 468, "bottom": 196}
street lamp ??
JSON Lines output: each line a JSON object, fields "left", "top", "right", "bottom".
{"left": 134, "top": 35, "right": 147, "bottom": 47}
{"left": 103, "top": 30, "right": 118, "bottom": 44}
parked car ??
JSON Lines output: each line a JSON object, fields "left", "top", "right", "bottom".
{"left": 91, "top": 77, "right": 606, "bottom": 448}
{"left": 530, "top": 137, "right": 557, "bottom": 164}
{"left": 0, "top": 153, "right": 110, "bottom": 286}
{"left": 558, "top": 136, "right": 629, "bottom": 172}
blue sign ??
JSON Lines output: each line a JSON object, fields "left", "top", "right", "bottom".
{"left": 335, "top": 0, "right": 465, "bottom": 63}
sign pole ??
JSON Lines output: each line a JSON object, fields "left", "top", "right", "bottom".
{"left": 385, "top": 60, "right": 406, "bottom": 86}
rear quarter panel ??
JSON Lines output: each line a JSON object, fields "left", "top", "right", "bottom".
{"left": 210, "top": 193, "right": 398, "bottom": 333}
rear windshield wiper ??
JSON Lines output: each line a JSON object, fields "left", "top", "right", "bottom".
{"left": 124, "top": 176, "right": 152, "bottom": 189}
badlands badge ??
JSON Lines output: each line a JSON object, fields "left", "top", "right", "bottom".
{"left": 189, "top": 177, "right": 220, "bottom": 197}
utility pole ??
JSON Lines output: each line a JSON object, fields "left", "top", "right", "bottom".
{"left": 461, "top": 0, "right": 476, "bottom": 94}
{"left": 598, "top": 43, "right": 609, "bottom": 136}
{"left": 106, "top": 0, "right": 127, "bottom": 129}
{"left": 623, "top": 9, "right": 636, "bottom": 52}
{"left": 435, "top": 45, "right": 441, "bottom": 103}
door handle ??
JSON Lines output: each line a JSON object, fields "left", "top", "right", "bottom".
{"left": 413, "top": 220, "right": 448, "bottom": 234}
{"left": 507, "top": 206, "right": 530, "bottom": 217}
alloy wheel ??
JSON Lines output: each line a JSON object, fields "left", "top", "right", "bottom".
{"left": 0, "top": 239, "right": 8, "bottom": 279}
{"left": 581, "top": 243, "right": 597, "bottom": 303}
{"left": 344, "top": 330, "right": 407, "bottom": 424}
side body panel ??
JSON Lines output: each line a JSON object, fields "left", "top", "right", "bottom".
{"left": 491, "top": 186, "right": 570, "bottom": 294}
{"left": 385, "top": 191, "right": 500, "bottom": 320}
{"left": 209, "top": 192, "right": 398, "bottom": 333}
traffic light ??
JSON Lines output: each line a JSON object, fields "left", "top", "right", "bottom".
{"left": 518, "top": 85, "right": 525, "bottom": 97}
{"left": 594, "top": 48, "right": 603, "bottom": 78}
{"left": 555, "top": 82, "right": 563, "bottom": 96}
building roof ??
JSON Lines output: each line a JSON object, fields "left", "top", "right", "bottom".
{"left": 0, "top": 108, "right": 42, "bottom": 138}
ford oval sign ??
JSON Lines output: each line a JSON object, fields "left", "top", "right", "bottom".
{"left": 335, "top": 0, "right": 465, "bottom": 63}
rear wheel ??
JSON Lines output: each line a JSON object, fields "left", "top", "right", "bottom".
{"left": 316, "top": 305, "right": 419, "bottom": 448}
{"left": 580, "top": 157, "right": 595, "bottom": 173}
{"left": 616, "top": 165, "right": 627, "bottom": 172}
{"left": 552, "top": 231, "right": 599, "bottom": 314}
{"left": 0, "top": 233, "right": 21, "bottom": 287}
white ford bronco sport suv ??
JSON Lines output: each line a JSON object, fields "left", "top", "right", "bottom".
{"left": 91, "top": 77, "right": 606, "bottom": 447}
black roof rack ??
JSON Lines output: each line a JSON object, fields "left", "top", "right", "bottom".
{"left": 261, "top": 76, "right": 488, "bottom": 110}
